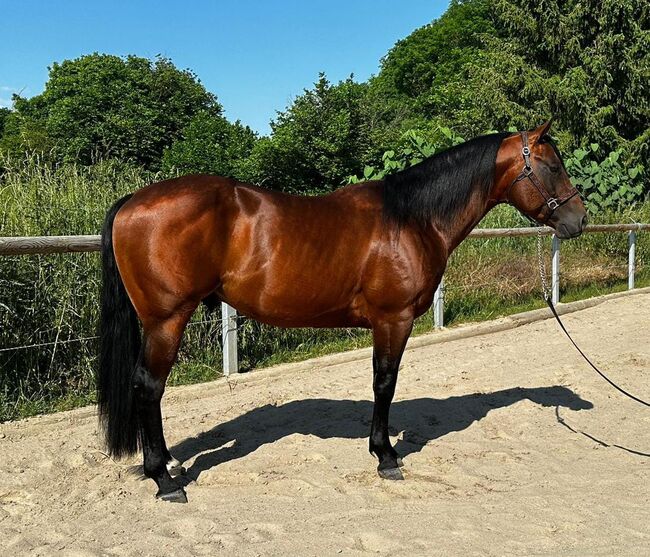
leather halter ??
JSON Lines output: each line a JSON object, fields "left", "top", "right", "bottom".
{"left": 505, "top": 131, "right": 580, "bottom": 223}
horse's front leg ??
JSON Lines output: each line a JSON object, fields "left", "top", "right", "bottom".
{"left": 369, "top": 316, "right": 413, "bottom": 480}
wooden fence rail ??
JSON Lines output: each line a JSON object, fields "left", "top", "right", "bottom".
{"left": 2, "top": 224, "right": 649, "bottom": 256}
{"left": 1, "top": 223, "right": 648, "bottom": 374}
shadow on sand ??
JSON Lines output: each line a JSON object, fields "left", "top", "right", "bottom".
{"left": 170, "top": 385, "right": 592, "bottom": 481}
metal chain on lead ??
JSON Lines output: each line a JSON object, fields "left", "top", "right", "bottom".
{"left": 537, "top": 226, "right": 551, "bottom": 301}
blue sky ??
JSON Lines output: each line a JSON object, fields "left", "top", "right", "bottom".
{"left": 0, "top": 1, "right": 449, "bottom": 135}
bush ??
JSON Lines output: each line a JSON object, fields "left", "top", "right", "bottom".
{"left": 348, "top": 126, "right": 465, "bottom": 182}
{"left": 161, "top": 111, "right": 257, "bottom": 179}
{"left": 564, "top": 144, "right": 645, "bottom": 212}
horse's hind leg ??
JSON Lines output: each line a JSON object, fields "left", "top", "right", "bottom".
{"left": 369, "top": 317, "right": 413, "bottom": 480}
{"left": 136, "top": 310, "right": 194, "bottom": 503}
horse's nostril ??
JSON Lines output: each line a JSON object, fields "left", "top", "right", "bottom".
{"left": 581, "top": 214, "right": 588, "bottom": 231}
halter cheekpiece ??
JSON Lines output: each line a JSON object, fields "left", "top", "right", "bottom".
{"left": 506, "top": 131, "right": 579, "bottom": 223}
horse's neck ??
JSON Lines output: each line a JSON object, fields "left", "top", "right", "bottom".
{"left": 437, "top": 158, "right": 514, "bottom": 253}
{"left": 435, "top": 190, "right": 492, "bottom": 254}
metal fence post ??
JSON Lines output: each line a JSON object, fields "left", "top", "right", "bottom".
{"left": 628, "top": 230, "right": 636, "bottom": 290}
{"left": 551, "top": 235, "right": 561, "bottom": 305}
{"left": 433, "top": 276, "right": 445, "bottom": 328}
{"left": 221, "top": 302, "right": 238, "bottom": 375}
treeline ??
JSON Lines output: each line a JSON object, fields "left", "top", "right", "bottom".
{"left": 0, "top": 0, "right": 648, "bottom": 201}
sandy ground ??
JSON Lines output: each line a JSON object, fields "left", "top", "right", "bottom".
{"left": 1, "top": 293, "right": 649, "bottom": 556}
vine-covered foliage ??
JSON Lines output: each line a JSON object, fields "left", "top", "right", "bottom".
{"left": 565, "top": 146, "right": 645, "bottom": 211}
{"left": 348, "top": 127, "right": 466, "bottom": 183}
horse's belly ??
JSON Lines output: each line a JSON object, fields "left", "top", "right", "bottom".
{"left": 219, "top": 275, "right": 369, "bottom": 329}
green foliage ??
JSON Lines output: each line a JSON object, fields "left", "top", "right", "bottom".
{"left": 0, "top": 96, "right": 54, "bottom": 156}
{"left": 0, "top": 107, "right": 10, "bottom": 137}
{"left": 367, "top": 0, "right": 649, "bottom": 170}
{"left": 0, "top": 54, "right": 220, "bottom": 169}
{"left": 1, "top": 0, "right": 647, "bottom": 196}
{"left": 495, "top": 0, "right": 649, "bottom": 154}
{"left": 367, "top": 0, "right": 550, "bottom": 142}
{"left": 348, "top": 126, "right": 465, "bottom": 182}
{"left": 0, "top": 154, "right": 152, "bottom": 420}
{"left": 161, "top": 111, "right": 257, "bottom": 179}
{"left": 351, "top": 126, "right": 646, "bottom": 217}
{"left": 565, "top": 144, "right": 645, "bottom": 211}
{"left": 249, "top": 74, "right": 371, "bottom": 193}
{"left": 373, "top": 0, "right": 494, "bottom": 103}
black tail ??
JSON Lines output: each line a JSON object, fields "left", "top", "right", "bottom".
{"left": 97, "top": 194, "right": 142, "bottom": 458}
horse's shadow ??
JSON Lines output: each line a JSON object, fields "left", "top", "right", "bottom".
{"left": 171, "top": 385, "right": 592, "bottom": 481}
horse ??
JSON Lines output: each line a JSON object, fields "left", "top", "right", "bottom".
{"left": 98, "top": 121, "right": 587, "bottom": 503}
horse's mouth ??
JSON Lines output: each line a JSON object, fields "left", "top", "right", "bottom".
{"left": 555, "top": 220, "right": 586, "bottom": 240}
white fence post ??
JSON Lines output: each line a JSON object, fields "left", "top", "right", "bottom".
{"left": 221, "top": 302, "right": 238, "bottom": 375}
{"left": 551, "top": 235, "right": 561, "bottom": 305}
{"left": 433, "top": 276, "right": 445, "bottom": 328}
{"left": 628, "top": 230, "right": 636, "bottom": 290}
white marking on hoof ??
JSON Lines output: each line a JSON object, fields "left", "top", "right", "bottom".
{"left": 166, "top": 457, "right": 184, "bottom": 476}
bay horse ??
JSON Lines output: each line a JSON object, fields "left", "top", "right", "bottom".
{"left": 98, "top": 121, "right": 587, "bottom": 503}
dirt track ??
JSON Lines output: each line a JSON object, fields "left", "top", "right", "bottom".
{"left": 1, "top": 293, "right": 649, "bottom": 556}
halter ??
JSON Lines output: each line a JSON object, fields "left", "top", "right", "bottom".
{"left": 505, "top": 131, "right": 580, "bottom": 223}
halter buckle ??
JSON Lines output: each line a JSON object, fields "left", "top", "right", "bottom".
{"left": 521, "top": 166, "right": 533, "bottom": 178}
{"left": 522, "top": 146, "right": 531, "bottom": 156}
{"left": 547, "top": 198, "right": 560, "bottom": 211}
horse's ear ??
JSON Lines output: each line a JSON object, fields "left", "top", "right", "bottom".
{"left": 531, "top": 118, "right": 554, "bottom": 144}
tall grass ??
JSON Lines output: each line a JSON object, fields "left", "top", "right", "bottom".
{"left": 1, "top": 154, "right": 648, "bottom": 421}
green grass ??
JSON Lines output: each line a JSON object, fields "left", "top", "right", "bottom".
{"left": 1, "top": 155, "right": 649, "bottom": 421}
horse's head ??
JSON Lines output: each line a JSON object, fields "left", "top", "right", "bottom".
{"left": 496, "top": 120, "right": 587, "bottom": 239}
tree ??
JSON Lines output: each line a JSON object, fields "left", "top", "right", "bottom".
{"left": 373, "top": 0, "right": 494, "bottom": 103}
{"left": 0, "top": 108, "right": 10, "bottom": 137}
{"left": 366, "top": 0, "right": 496, "bottom": 139}
{"left": 494, "top": 0, "right": 649, "bottom": 160}
{"left": 0, "top": 54, "right": 221, "bottom": 169}
{"left": 249, "top": 74, "right": 372, "bottom": 193}
{"left": 368, "top": 0, "right": 648, "bottom": 164}
{"left": 161, "top": 111, "right": 258, "bottom": 179}
{"left": 0, "top": 95, "right": 54, "bottom": 156}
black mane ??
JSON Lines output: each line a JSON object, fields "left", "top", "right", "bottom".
{"left": 382, "top": 132, "right": 510, "bottom": 227}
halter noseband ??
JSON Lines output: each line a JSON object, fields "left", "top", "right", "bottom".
{"left": 505, "top": 131, "right": 579, "bottom": 223}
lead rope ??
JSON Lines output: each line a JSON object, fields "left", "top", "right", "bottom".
{"left": 536, "top": 227, "right": 551, "bottom": 300}
{"left": 536, "top": 229, "right": 650, "bottom": 407}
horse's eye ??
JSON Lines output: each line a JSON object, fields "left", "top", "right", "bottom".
{"left": 549, "top": 165, "right": 560, "bottom": 173}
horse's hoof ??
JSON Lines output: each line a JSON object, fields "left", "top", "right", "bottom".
{"left": 396, "top": 457, "right": 404, "bottom": 468}
{"left": 156, "top": 487, "right": 188, "bottom": 504}
{"left": 378, "top": 467, "right": 404, "bottom": 481}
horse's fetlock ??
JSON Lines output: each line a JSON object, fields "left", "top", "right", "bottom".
{"left": 143, "top": 460, "right": 165, "bottom": 479}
